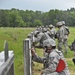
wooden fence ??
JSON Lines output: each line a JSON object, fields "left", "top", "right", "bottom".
{"left": 0, "top": 41, "right": 14, "bottom": 75}
{"left": 0, "top": 32, "right": 33, "bottom": 75}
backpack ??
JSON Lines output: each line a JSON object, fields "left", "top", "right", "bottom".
{"left": 64, "top": 26, "right": 70, "bottom": 35}
{"left": 55, "top": 49, "right": 66, "bottom": 72}
{"left": 56, "top": 58, "right": 66, "bottom": 72}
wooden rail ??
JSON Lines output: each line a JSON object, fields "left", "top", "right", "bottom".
{"left": 0, "top": 41, "right": 14, "bottom": 75}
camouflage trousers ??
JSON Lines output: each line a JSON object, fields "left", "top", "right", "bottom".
{"left": 58, "top": 39, "right": 63, "bottom": 53}
{"left": 63, "top": 39, "right": 68, "bottom": 54}
{"left": 58, "top": 39, "right": 68, "bottom": 54}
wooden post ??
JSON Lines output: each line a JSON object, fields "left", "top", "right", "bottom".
{"left": 4, "top": 41, "right": 14, "bottom": 75}
{"left": 4, "top": 41, "right": 8, "bottom": 62}
{"left": 8, "top": 62, "right": 14, "bottom": 75}
{"left": 0, "top": 53, "right": 14, "bottom": 75}
{"left": 23, "top": 38, "right": 32, "bottom": 75}
{"left": 4, "top": 41, "right": 9, "bottom": 75}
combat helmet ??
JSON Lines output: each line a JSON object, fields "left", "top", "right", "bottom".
{"left": 56, "top": 22, "right": 63, "bottom": 27}
{"left": 34, "top": 30, "right": 40, "bottom": 36}
{"left": 49, "top": 24, "right": 53, "bottom": 28}
{"left": 61, "top": 21, "right": 65, "bottom": 25}
{"left": 43, "top": 39, "right": 56, "bottom": 47}
{"left": 42, "top": 28, "right": 47, "bottom": 32}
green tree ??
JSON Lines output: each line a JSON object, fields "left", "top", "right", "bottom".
{"left": 9, "top": 9, "right": 25, "bottom": 27}
{"left": 0, "top": 10, "right": 10, "bottom": 27}
{"left": 33, "top": 20, "right": 43, "bottom": 27}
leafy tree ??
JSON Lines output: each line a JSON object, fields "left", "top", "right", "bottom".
{"left": 9, "top": 9, "right": 25, "bottom": 27}
{"left": 0, "top": 8, "right": 75, "bottom": 27}
{"left": 33, "top": 20, "right": 43, "bottom": 27}
{"left": 0, "top": 10, "right": 10, "bottom": 27}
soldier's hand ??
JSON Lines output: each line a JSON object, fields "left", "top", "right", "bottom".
{"left": 31, "top": 47, "right": 35, "bottom": 56}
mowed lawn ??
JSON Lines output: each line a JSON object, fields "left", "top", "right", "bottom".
{"left": 0, "top": 27, "right": 75, "bottom": 75}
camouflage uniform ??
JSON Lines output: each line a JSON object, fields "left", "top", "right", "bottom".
{"left": 46, "top": 25, "right": 49, "bottom": 31}
{"left": 69, "top": 39, "right": 75, "bottom": 52}
{"left": 62, "top": 21, "right": 69, "bottom": 54}
{"left": 36, "top": 32, "right": 44, "bottom": 47}
{"left": 41, "top": 25, "right": 45, "bottom": 32}
{"left": 36, "top": 26, "right": 42, "bottom": 32}
{"left": 49, "top": 24, "right": 56, "bottom": 40}
{"left": 33, "top": 30, "right": 43, "bottom": 45}
{"left": 36, "top": 26, "right": 39, "bottom": 31}
{"left": 56, "top": 22, "right": 65, "bottom": 53}
{"left": 32, "top": 39, "right": 70, "bottom": 75}
{"left": 69, "top": 39, "right": 75, "bottom": 64}
{"left": 33, "top": 30, "right": 50, "bottom": 47}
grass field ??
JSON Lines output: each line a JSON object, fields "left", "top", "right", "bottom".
{"left": 0, "top": 27, "right": 75, "bottom": 75}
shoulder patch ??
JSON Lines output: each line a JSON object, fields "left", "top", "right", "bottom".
{"left": 50, "top": 57, "right": 54, "bottom": 61}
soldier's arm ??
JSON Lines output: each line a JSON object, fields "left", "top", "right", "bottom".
{"left": 32, "top": 54, "right": 45, "bottom": 63}
{"left": 31, "top": 47, "right": 44, "bottom": 63}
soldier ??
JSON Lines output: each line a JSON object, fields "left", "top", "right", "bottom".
{"left": 33, "top": 30, "right": 42, "bottom": 44}
{"left": 39, "top": 26, "right": 42, "bottom": 32}
{"left": 69, "top": 39, "right": 75, "bottom": 52}
{"left": 36, "top": 26, "right": 39, "bottom": 31}
{"left": 41, "top": 25, "right": 45, "bottom": 32}
{"left": 56, "top": 22, "right": 65, "bottom": 53}
{"left": 33, "top": 28, "right": 50, "bottom": 48}
{"left": 49, "top": 24, "right": 56, "bottom": 40}
{"left": 61, "top": 21, "right": 70, "bottom": 54}
{"left": 45, "top": 25, "right": 49, "bottom": 31}
{"left": 69, "top": 39, "right": 75, "bottom": 64}
{"left": 31, "top": 39, "right": 70, "bottom": 75}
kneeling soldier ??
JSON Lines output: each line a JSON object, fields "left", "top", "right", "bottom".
{"left": 31, "top": 39, "right": 70, "bottom": 75}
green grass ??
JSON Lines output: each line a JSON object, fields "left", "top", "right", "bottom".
{"left": 0, "top": 27, "right": 75, "bottom": 75}
{"left": 0, "top": 27, "right": 35, "bottom": 75}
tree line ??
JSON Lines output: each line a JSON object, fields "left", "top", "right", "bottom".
{"left": 0, "top": 8, "right": 75, "bottom": 27}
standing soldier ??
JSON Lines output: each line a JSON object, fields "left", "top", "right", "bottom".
{"left": 61, "top": 21, "right": 70, "bottom": 54}
{"left": 45, "top": 25, "right": 49, "bottom": 31}
{"left": 36, "top": 26, "right": 39, "bottom": 31}
{"left": 39, "top": 26, "right": 42, "bottom": 32}
{"left": 49, "top": 24, "right": 56, "bottom": 40}
{"left": 41, "top": 25, "right": 45, "bottom": 32}
{"left": 56, "top": 22, "right": 64, "bottom": 53}
{"left": 31, "top": 39, "right": 70, "bottom": 75}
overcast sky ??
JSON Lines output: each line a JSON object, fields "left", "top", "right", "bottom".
{"left": 0, "top": 0, "right": 75, "bottom": 12}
